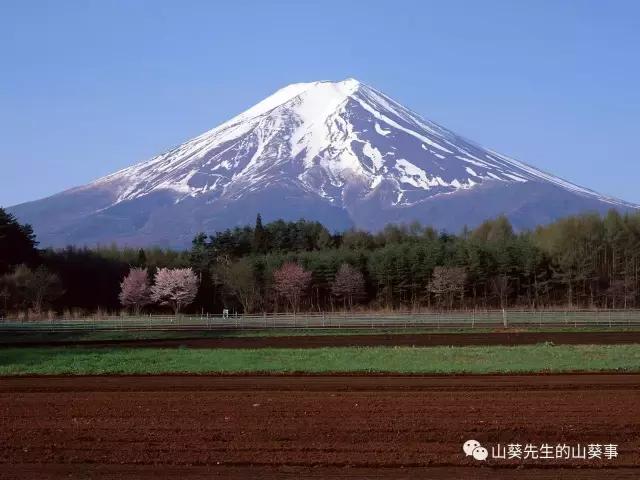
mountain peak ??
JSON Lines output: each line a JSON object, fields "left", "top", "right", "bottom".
{"left": 207, "top": 78, "right": 364, "bottom": 135}
{"left": 289, "top": 77, "right": 362, "bottom": 88}
{"left": 328, "top": 77, "right": 362, "bottom": 88}
{"left": 9, "top": 79, "right": 638, "bottom": 247}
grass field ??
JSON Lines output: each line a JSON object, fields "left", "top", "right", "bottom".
{"left": 2, "top": 344, "right": 640, "bottom": 375}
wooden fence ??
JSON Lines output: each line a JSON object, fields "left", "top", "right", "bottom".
{"left": 1, "top": 310, "right": 640, "bottom": 332}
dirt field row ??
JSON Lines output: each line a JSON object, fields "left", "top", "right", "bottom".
{"left": 1, "top": 374, "right": 639, "bottom": 478}
{"left": 5, "top": 330, "right": 640, "bottom": 349}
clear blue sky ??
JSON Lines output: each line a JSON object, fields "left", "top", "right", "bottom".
{"left": 1, "top": 0, "right": 639, "bottom": 206}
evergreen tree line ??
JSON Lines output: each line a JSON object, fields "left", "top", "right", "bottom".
{"left": 2, "top": 208, "right": 640, "bottom": 315}
{"left": 189, "top": 212, "right": 640, "bottom": 312}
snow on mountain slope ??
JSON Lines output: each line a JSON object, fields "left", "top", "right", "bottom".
{"left": 9, "top": 78, "right": 638, "bottom": 247}
{"left": 87, "top": 78, "right": 634, "bottom": 210}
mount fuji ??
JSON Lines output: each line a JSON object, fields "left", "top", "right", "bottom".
{"left": 9, "top": 78, "right": 638, "bottom": 248}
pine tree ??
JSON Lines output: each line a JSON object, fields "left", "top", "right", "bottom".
{"left": 0, "top": 208, "right": 39, "bottom": 274}
{"left": 253, "top": 213, "right": 267, "bottom": 253}
{"left": 136, "top": 248, "right": 147, "bottom": 267}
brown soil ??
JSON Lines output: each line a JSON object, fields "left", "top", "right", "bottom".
{"left": 1, "top": 375, "right": 639, "bottom": 478}
{"left": 5, "top": 330, "right": 640, "bottom": 349}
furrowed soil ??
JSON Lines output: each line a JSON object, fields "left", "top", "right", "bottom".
{"left": 1, "top": 375, "right": 639, "bottom": 478}
{"left": 5, "top": 330, "right": 640, "bottom": 348}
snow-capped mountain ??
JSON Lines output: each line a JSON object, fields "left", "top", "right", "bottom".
{"left": 9, "top": 78, "right": 638, "bottom": 247}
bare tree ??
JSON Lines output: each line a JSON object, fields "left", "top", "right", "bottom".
{"left": 427, "top": 266, "right": 467, "bottom": 309}
{"left": 1, "top": 265, "right": 63, "bottom": 314}
{"left": 273, "top": 262, "right": 312, "bottom": 313}
{"left": 29, "top": 267, "right": 64, "bottom": 314}
{"left": 217, "top": 258, "right": 260, "bottom": 313}
{"left": 0, "top": 285, "right": 9, "bottom": 313}
{"left": 119, "top": 268, "right": 151, "bottom": 315}
{"left": 490, "top": 274, "right": 513, "bottom": 308}
{"left": 331, "top": 263, "right": 365, "bottom": 310}
{"left": 151, "top": 268, "right": 199, "bottom": 314}
{"left": 606, "top": 277, "right": 635, "bottom": 309}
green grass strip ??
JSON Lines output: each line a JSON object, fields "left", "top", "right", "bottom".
{"left": 2, "top": 344, "right": 640, "bottom": 375}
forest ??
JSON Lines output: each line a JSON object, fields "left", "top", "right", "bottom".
{"left": 1, "top": 207, "right": 640, "bottom": 317}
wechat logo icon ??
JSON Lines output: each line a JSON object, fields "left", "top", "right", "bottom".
{"left": 463, "top": 439, "right": 489, "bottom": 461}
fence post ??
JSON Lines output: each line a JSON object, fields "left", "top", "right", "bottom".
{"left": 502, "top": 309, "right": 508, "bottom": 328}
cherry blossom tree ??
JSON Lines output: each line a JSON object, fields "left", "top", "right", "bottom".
{"left": 151, "top": 267, "right": 199, "bottom": 314}
{"left": 331, "top": 263, "right": 365, "bottom": 310}
{"left": 273, "top": 262, "right": 312, "bottom": 313}
{"left": 119, "top": 268, "right": 151, "bottom": 314}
